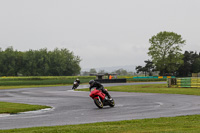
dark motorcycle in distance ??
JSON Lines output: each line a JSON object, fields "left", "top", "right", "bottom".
{"left": 72, "top": 81, "right": 79, "bottom": 90}
{"left": 89, "top": 87, "right": 115, "bottom": 108}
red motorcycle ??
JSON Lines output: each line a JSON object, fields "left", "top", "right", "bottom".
{"left": 89, "top": 87, "right": 115, "bottom": 108}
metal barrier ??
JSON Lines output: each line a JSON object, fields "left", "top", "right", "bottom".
{"left": 134, "top": 76, "right": 175, "bottom": 79}
{"left": 168, "top": 77, "right": 200, "bottom": 88}
{"left": 95, "top": 78, "right": 126, "bottom": 83}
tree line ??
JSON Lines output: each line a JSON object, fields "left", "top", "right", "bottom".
{"left": 0, "top": 47, "right": 81, "bottom": 76}
{"left": 136, "top": 51, "right": 200, "bottom": 77}
{"left": 136, "top": 31, "right": 200, "bottom": 77}
{"left": 82, "top": 68, "right": 135, "bottom": 76}
{"left": 177, "top": 51, "right": 200, "bottom": 77}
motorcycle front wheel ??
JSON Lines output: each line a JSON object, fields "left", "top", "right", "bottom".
{"left": 94, "top": 98, "right": 103, "bottom": 109}
{"left": 109, "top": 99, "right": 115, "bottom": 107}
{"left": 72, "top": 84, "right": 78, "bottom": 90}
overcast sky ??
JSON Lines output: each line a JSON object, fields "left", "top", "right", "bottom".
{"left": 0, "top": 0, "right": 200, "bottom": 69}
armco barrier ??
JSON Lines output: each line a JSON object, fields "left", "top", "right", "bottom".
{"left": 172, "top": 77, "right": 200, "bottom": 88}
{"left": 95, "top": 78, "right": 126, "bottom": 83}
{"left": 134, "top": 76, "right": 175, "bottom": 79}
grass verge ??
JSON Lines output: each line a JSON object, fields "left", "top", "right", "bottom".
{"left": 77, "top": 84, "right": 200, "bottom": 96}
{"left": 1, "top": 115, "right": 200, "bottom": 133}
{"left": 0, "top": 84, "right": 71, "bottom": 90}
{"left": 0, "top": 101, "right": 50, "bottom": 114}
{"left": 0, "top": 76, "right": 95, "bottom": 86}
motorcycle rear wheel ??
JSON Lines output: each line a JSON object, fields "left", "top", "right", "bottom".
{"left": 94, "top": 98, "right": 103, "bottom": 109}
{"left": 72, "top": 84, "right": 78, "bottom": 90}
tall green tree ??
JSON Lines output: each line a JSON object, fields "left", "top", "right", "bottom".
{"left": 114, "top": 69, "right": 128, "bottom": 76}
{"left": 98, "top": 70, "right": 106, "bottom": 74}
{"left": 193, "top": 58, "right": 200, "bottom": 73}
{"left": 135, "top": 60, "right": 155, "bottom": 76}
{"left": 1, "top": 47, "right": 18, "bottom": 76}
{"left": 176, "top": 51, "right": 193, "bottom": 76}
{"left": 89, "top": 68, "right": 97, "bottom": 73}
{"left": 148, "top": 31, "right": 185, "bottom": 75}
{"left": 22, "top": 50, "right": 37, "bottom": 76}
{"left": 177, "top": 51, "right": 200, "bottom": 76}
{"left": 0, "top": 48, "right": 4, "bottom": 76}
{"left": 48, "top": 48, "right": 81, "bottom": 76}
{"left": 135, "top": 65, "right": 147, "bottom": 76}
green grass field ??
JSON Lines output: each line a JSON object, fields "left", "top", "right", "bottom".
{"left": 0, "top": 101, "right": 50, "bottom": 114}
{"left": 1, "top": 83, "right": 200, "bottom": 132}
{"left": 0, "top": 76, "right": 95, "bottom": 86}
{"left": 1, "top": 115, "right": 200, "bottom": 133}
{"left": 77, "top": 84, "right": 200, "bottom": 96}
{"left": 0, "top": 84, "right": 73, "bottom": 90}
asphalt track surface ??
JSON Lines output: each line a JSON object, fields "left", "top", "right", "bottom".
{"left": 1, "top": 82, "right": 200, "bottom": 129}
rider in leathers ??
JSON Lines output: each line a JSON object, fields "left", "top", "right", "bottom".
{"left": 89, "top": 80, "right": 112, "bottom": 100}
{"left": 72, "top": 78, "right": 80, "bottom": 89}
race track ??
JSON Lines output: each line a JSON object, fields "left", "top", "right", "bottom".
{"left": 1, "top": 82, "right": 200, "bottom": 129}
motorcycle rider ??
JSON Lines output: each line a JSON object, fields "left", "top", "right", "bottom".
{"left": 89, "top": 80, "right": 112, "bottom": 100}
{"left": 72, "top": 78, "right": 80, "bottom": 89}
{"left": 75, "top": 78, "right": 80, "bottom": 84}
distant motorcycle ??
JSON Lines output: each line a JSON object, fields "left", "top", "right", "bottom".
{"left": 89, "top": 87, "right": 115, "bottom": 108}
{"left": 72, "top": 81, "right": 79, "bottom": 90}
